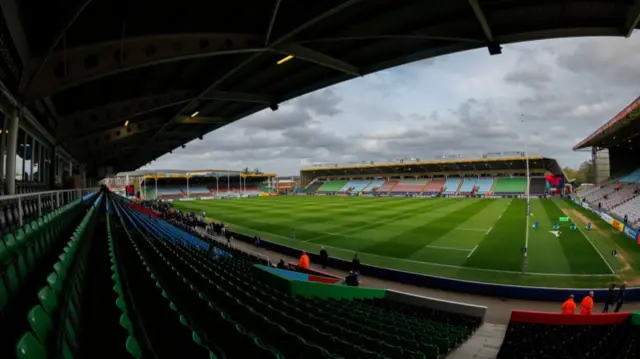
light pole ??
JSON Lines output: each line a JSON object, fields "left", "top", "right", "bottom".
{"left": 523, "top": 114, "right": 531, "bottom": 262}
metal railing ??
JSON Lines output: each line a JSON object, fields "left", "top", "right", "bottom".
{"left": 0, "top": 187, "right": 99, "bottom": 227}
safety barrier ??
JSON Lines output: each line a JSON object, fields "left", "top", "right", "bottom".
{"left": 0, "top": 187, "right": 98, "bottom": 228}
{"left": 229, "top": 231, "right": 640, "bottom": 302}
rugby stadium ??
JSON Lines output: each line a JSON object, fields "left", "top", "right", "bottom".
{"left": 1, "top": 1, "right": 640, "bottom": 359}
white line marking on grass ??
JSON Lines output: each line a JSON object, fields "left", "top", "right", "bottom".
{"left": 576, "top": 225, "right": 616, "bottom": 274}
{"left": 467, "top": 245, "right": 479, "bottom": 258}
{"left": 217, "top": 219, "right": 615, "bottom": 277}
{"left": 485, "top": 227, "right": 493, "bottom": 235}
{"left": 496, "top": 199, "right": 512, "bottom": 220}
{"left": 422, "top": 245, "right": 473, "bottom": 252}
{"left": 452, "top": 228, "right": 489, "bottom": 232}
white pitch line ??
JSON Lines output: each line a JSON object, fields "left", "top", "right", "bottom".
{"left": 212, "top": 219, "right": 615, "bottom": 277}
{"left": 467, "top": 245, "right": 479, "bottom": 258}
{"left": 576, "top": 224, "right": 616, "bottom": 275}
{"left": 496, "top": 198, "right": 512, "bottom": 220}
{"left": 422, "top": 245, "right": 473, "bottom": 252}
{"left": 486, "top": 227, "right": 493, "bottom": 235}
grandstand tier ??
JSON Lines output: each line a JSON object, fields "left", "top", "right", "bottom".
{"left": 391, "top": 180, "right": 428, "bottom": 193}
{"left": 475, "top": 178, "right": 495, "bottom": 195}
{"left": 493, "top": 178, "right": 527, "bottom": 195}
{"left": 317, "top": 181, "right": 347, "bottom": 192}
{"left": 362, "top": 180, "right": 386, "bottom": 193}
{"left": 340, "top": 180, "right": 372, "bottom": 193}
{"left": 377, "top": 180, "right": 399, "bottom": 193}
{"left": 443, "top": 178, "right": 462, "bottom": 195}
{"left": 424, "top": 179, "right": 446, "bottom": 193}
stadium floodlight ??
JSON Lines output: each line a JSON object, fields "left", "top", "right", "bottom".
{"left": 199, "top": 136, "right": 203, "bottom": 140}
{"left": 269, "top": 103, "right": 279, "bottom": 111}
{"left": 277, "top": 55, "right": 294, "bottom": 65}
{"left": 182, "top": 144, "right": 186, "bottom": 149}
{"left": 190, "top": 111, "right": 199, "bottom": 118}
{"left": 124, "top": 120, "right": 129, "bottom": 127}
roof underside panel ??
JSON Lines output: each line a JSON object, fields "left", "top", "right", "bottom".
{"left": 0, "top": 0, "right": 638, "bottom": 174}
{"left": 573, "top": 96, "right": 640, "bottom": 150}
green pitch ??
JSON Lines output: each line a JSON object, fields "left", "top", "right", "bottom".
{"left": 174, "top": 196, "right": 640, "bottom": 288}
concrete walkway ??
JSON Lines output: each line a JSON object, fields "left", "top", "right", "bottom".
{"left": 199, "top": 229, "right": 640, "bottom": 325}
{"left": 447, "top": 323, "right": 507, "bottom": 359}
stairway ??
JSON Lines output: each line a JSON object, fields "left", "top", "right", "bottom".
{"left": 447, "top": 323, "right": 507, "bottom": 359}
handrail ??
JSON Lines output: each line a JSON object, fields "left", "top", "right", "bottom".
{"left": 0, "top": 187, "right": 99, "bottom": 201}
{"left": 0, "top": 187, "right": 99, "bottom": 227}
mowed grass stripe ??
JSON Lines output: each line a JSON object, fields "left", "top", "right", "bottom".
{"left": 309, "top": 199, "right": 464, "bottom": 247}
{"left": 464, "top": 199, "right": 526, "bottom": 271}
{"left": 360, "top": 200, "right": 495, "bottom": 259}
{"left": 307, "top": 199, "right": 463, "bottom": 243}
{"left": 539, "top": 199, "right": 612, "bottom": 274}
{"left": 525, "top": 200, "right": 572, "bottom": 274}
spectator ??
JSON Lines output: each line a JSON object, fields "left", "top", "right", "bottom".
{"left": 352, "top": 253, "right": 360, "bottom": 273}
{"left": 320, "top": 247, "right": 328, "bottom": 268}
{"left": 580, "top": 291, "right": 594, "bottom": 315}
{"left": 614, "top": 284, "right": 626, "bottom": 312}
{"left": 603, "top": 284, "right": 617, "bottom": 313}
{"left": 277, "top": 259, "right": 287, "bottom": 269}
{"left": 345, "top": 271, "right": 359, "bottom": 286}
{"left": 254, "top": 235, "right": 260, "bottom": 247}
{"left": 298, "top": 251, "right": 310, "bottom": 270}
{"left": 624, "top": 214, "right": 628, "bottom": 224}
{"left": 561, "top": 295, "right": 576, "bottom": 314}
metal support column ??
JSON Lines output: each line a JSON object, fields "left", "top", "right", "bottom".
{"left": 5, "top": 107, "right": 19, "bottom": 195}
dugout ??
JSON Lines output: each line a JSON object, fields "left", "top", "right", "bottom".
{"left": 573, "top": 96, "right": 640, "bottom": 181}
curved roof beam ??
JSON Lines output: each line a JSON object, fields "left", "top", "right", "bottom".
{"left": 20, "top": 33, "right": 266, "bottom": 98}
{"left": 626, "top": 0, "right": 640, "bottom": 37}
{"left": 468, "top": 0, "right": 501, "bottom": 55}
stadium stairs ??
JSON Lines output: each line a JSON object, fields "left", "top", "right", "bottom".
{"left": 442, "top": 178, "right": 462, "bottom": 196}
{"left": 377, "top": 180, "right": 399, "bottom": 194}
{"left": 362, "top": 180, "right": 385, "bottom": 193}
{"left": 423, "top": 179, "right": 446, "bottom": 195}
{"left": 339, "top": 180, "right": 371, "bottom": 194}
{"left": 303, "top": 181, "right": 324, "bottom": 193}
{"left": 474, "top": 178, "right": 494, "bottom": 195}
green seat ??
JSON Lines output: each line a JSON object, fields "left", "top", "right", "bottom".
{"left": 16, "top": 332, "right": 48, "bottom": 359}
{"left": 47, "top": 273, "right": 62, "bottom": 294}
{"left": 38, "top": 286, "right": 59, "bottom": 314}
{"left": 28, "top": 305, "right": 53, "bottom": 344}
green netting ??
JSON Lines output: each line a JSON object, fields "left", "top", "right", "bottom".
{"left": 632, "top": 312, "right": 640, "bottom": 326}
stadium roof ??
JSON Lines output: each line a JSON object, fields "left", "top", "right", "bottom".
{"left": 301, "top": 156, "right": 565, "bottom": 178}
{"left": 573, "top": 96, "right": 640, "bottom": 150}
{"left": 2, "top": 0, "right": 640, "bottom": 175}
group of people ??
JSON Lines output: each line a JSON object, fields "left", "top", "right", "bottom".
{"left": 561, "top": 284, "right": 626, "bottom": 315}
{"left": 295, "top": 249, "right": 362, "bottom": 287}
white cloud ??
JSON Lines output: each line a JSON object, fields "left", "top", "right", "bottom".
{"left": 144, "top": 34, "right": 640, "bottom": 175}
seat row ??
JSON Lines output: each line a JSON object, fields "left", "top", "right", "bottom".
{"left": 15, "top": 193, "right": 103, "bottom": 358}
{"left": 122, "top": 195, "right": 477, "bottom": 358}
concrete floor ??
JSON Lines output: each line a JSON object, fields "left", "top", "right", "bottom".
{"left": 202, "top": 230, "right": 640, "bottom": 325}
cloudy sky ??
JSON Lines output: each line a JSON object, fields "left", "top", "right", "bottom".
{"left": 144, "top": 33, "right": 640, "bottom": 176}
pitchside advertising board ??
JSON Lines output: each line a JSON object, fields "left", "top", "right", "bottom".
{"left": 574, "top": 198, "right": 639, "bottom": 242}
